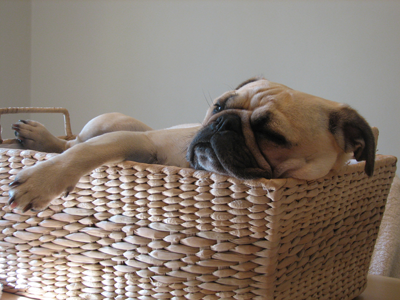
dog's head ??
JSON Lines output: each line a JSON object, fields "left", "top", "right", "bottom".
{"left": 187, "top": 78, "right": 376, "bottom": 180}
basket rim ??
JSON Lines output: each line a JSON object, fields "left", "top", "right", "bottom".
{"left": 0, "top": 147, "right": 397, "bottom": 190}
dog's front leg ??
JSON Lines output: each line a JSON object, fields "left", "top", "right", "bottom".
{"left": 7, "top": 131, "right": 157, "bottom": 212}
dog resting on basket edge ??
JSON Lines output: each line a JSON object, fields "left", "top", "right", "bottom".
{"left": 5, "top": 78, "right": 376, "bottom": 213}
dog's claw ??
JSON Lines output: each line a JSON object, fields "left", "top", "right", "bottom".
{"left": 9, "top": 180, "right": 20, "bottom": 187}
{"left": 22, "top": 203, "right": 33, "bottom": 213}
{"left": 64, "top": 186, "right": 75, "bottom": 198}
{"left": 7, "top": 195, "right": 15, "bottom": 205}
{"left": 8, "top": 196, "right": 18, "bottom": 209}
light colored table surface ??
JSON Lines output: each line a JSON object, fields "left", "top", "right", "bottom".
{"left": 2, "top": 274, "right": 400, "bottom": 300}
{"left": 353, "top": 274, "right": 400, "bottom": 300}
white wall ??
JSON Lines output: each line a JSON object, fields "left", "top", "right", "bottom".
{"left": 0, "top": 0, "right": 31, "bottom": 139}
{"left": 5, "top": 0, "right": 400, "bottom": 161}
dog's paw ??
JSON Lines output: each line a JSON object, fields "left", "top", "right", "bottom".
{"left": 7, "top": 160, "right": 76, "bottom": 212}
{"left": 12, "top": 120, "right": 66, "bottom": 153}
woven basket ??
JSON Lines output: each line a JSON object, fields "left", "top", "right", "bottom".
{"left": 0, "top": 108, "right": 397, "bottom": 300}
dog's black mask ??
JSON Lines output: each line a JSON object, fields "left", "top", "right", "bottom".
{"left": 187, "top": 113, "right": 271, "bottom": 179}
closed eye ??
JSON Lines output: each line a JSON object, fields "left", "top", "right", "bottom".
{"left": 252, "top": 112, "right": 291, "bottom": 147}
{"left": 255, "top": 129, "right": 290, "bottom": 146}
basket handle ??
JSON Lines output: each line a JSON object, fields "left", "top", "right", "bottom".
{"left": 0, "top": 107, "right": 73, "bottom": 143}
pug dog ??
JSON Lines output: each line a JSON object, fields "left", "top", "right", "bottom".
{"left": 6, "top": 78, "right": 376, "bottom": 212}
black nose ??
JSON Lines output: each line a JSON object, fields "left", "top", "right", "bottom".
{"left": 213, "top": 114, "right": 242, "bottom": 134}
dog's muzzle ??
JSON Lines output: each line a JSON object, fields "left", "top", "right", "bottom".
{"left": 187, "top": 112, "right": 272, "bottom": 179}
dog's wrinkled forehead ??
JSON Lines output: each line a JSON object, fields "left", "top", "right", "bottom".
{"left": 203, "top": 78, "right": 291, "bottom": 123}
{"left": 204, "top": 77, "right": 344, "bottom": 125}
{"left": 235, "top": 78, "right": 286, "bottom": 108}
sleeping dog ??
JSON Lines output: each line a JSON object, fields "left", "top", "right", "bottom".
{"left": 7, "top": 78, "right": 376, "bottom": 212}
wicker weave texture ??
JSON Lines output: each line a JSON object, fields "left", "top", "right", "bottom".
{"left": 0, "top": 148, "right": 397, "bottom": 300}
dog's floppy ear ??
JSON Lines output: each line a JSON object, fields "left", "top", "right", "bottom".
{"left": 235, "top": 77, "right": 262, "bottom": 90}
{"left": 329, "top": 106, "right": 376, "bottom": 176}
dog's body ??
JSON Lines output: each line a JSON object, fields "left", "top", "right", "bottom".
{"left": 6, "top": 78, "right": 376, "bottom": 212}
